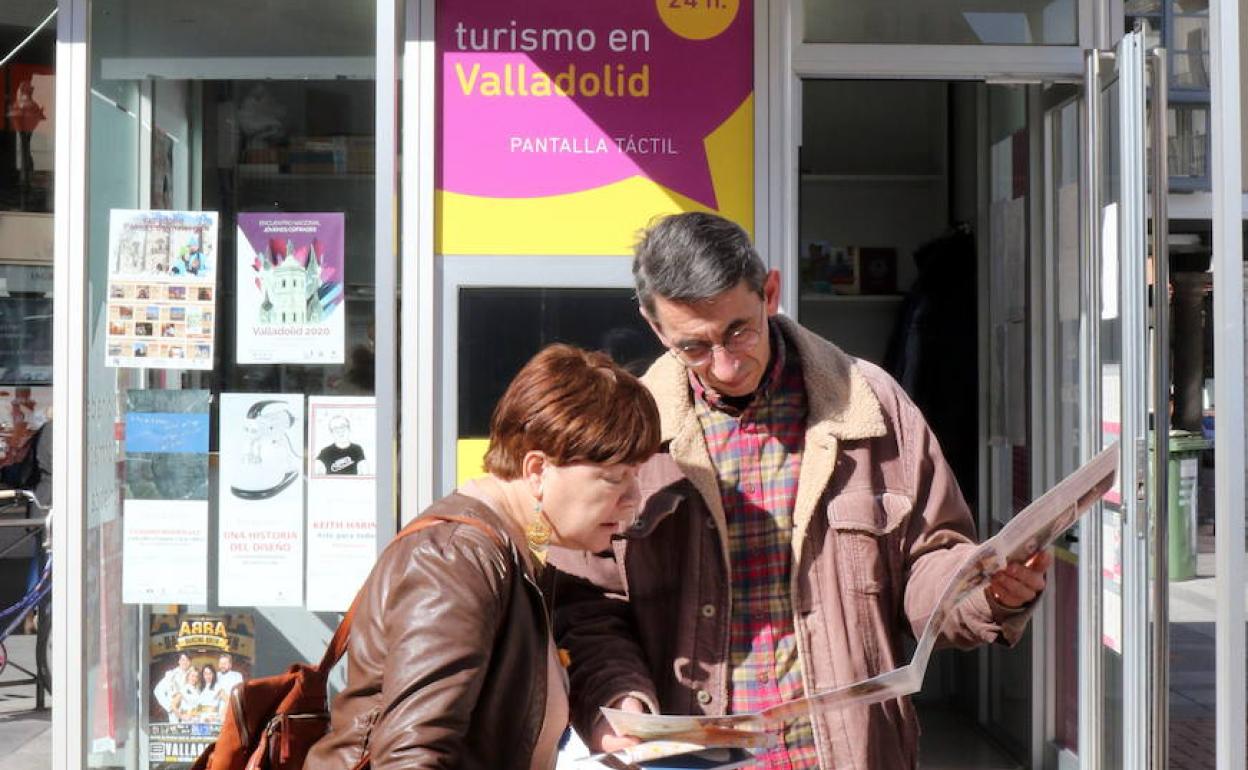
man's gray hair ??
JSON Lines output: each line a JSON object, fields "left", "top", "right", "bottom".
{"left": 633, "top": 212, "right": 767, "bottom": 317}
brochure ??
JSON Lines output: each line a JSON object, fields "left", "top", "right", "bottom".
{"left": 597, "top": 443, "right": 1119, "bottom": 761}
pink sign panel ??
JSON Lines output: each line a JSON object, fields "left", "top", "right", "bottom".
{"left": 438, "top": 0, "right": 753, "bottom": 209}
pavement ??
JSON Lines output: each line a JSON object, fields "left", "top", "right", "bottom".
{"left": 0, "top": 633, "right": 50, "bottom": 770}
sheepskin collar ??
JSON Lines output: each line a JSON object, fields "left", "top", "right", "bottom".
{"left": 641, "top": 314, "right": 886, "bottom": 444}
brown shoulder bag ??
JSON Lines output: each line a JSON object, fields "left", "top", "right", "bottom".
{"left": 190, "top": 513, "right": 503, "bottom": 770}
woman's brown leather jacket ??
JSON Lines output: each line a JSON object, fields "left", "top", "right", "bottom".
{"left": 305, "top": 494, "right": 551, "bottom": 770}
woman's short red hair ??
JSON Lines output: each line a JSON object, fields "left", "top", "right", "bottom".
{"left": 483, "top": 344, "right": 662, "bottom": 479}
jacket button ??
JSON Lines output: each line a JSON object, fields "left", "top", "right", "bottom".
{"left": 696, "top": 690, "right": 712, "bottom": 705}
{"left": 705, "top": 516, "right": 716, "bottom": 530}
{"left": 700, "top": 603, "right": 716, "bottom": 618}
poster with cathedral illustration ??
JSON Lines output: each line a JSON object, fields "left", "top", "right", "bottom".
{"left": 235, "top": 212, "right": 345, "bottom": 364}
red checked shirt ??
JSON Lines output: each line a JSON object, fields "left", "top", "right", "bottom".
{"left": 691, "top": 324, "right": 819, "bottom": 769}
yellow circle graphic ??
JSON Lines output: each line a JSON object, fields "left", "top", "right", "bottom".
{"left": 656, "top": 0, "right": 740, "bottom": 41}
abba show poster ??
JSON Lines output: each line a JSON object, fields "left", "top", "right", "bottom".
{"left": 437, "top": 0, "right": 753, "bottom": 255}
{"left": 146, "top": 613, "right": 254, "bottom": 769}
{"left": 235, "top": 212, "right": 345, "bottom": 365}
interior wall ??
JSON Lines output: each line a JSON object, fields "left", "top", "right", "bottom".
{"left": 797, "top": 80, "right": 956, "bottom": 365}
{"left": 799, "top": 80, "right": 950, "bottom": 295}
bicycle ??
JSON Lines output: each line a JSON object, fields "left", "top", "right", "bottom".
{"left": 0, "top": 487, "right": 52, "bottom": 708}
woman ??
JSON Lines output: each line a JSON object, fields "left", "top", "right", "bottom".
{"left": 196, "top": 664, "right": 224, "bottom": 723}
{"left": 171, "top": 666, "right": 202, "bottom": 723}
{"left": 305, "top": 344, "right": 660, "bottom": 770}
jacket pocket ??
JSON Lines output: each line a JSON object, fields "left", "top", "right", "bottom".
{"left": 827, "top": 490, "right": 911, "bottom": 594}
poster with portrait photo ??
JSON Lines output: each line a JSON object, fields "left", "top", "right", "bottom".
{"left": 305, "top": 396, "right": 376, "bottom": 611}
{"left": 105, "top": 210, "right": 219, "bottom": 370}
{"left": 146, "top": 613, "right": 254, "bottom": 770}
{"left": 235, "top": 212, "right": 345, "bottom": 365}
{"left": 217, "top": 394, "right": 305, "bottom": 607}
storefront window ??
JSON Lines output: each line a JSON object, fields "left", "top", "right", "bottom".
{"left": 801, "top": 0, "right": 1077, "bottom": 45}
{"left": 1168, "top": 104, "right": 1210, "bottom": 180}
{"left": 82, "top": 2, "right": 381, "bottom": 767}
{"left": 453, "top": 287, "right": 663, "bottom": 486}
{"left": 0, "top": 7, "right": 55, "bottom": 662}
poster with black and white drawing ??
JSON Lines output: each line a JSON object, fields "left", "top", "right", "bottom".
{"left": 217, "top": 394, "right": 305, "bottom": 607}
{"left": 235, "top": 212, "right": 345, "bottom": 365}
{"left": 305, "top": 396, "right": 376, "bottom": 611}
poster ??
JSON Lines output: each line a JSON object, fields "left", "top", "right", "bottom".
{"left": 147, "top": 613, "right": 254, "bottom": 769}
{"left": 305, "top": 396, "right": 376, "bottom": 611}
{"left": 122, "top": 390, "right": 210, "bottom": 605}
{"left": 235, "top": 212, "right": 346, "bottom": 365}
{"left": 437, "top": 0, "right": 754, "bottom": 255}
{"left": 217, "top": 394, "right": 305, "bottom": 607}
{"left": 105, "top": 210, "right": 219, "bottom": 370}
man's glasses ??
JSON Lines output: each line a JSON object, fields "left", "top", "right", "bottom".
{"left": 668, "top": 308, "right": 766, "bottom": 367}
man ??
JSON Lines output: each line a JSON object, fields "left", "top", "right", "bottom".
{"left": 314, "top": 415, "right": 369, "bottom": 475}
{"left": 549, "top": 212, "right": 1050, "bottom": 768}
{"left": 153, "top": 652, "right": 192, "bottom": 721}
{"left": 216, "top": 653, "right": 243, "bottom": 695}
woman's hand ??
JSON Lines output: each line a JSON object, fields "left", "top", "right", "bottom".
{"left": 594, "top": 695, "right": 646, "bottom": 753}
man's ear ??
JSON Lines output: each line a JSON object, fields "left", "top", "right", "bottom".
{"left": 763, "top": 269, "right": 781, "bottom": 315}
{"left": 639, "top": 305, "right": 666, "bottom": 345}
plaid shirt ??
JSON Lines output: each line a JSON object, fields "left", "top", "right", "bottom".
{"left": 692, "top": 324, "right": 819, "bottom": 769}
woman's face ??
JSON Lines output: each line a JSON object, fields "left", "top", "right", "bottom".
{"left": 538, "top": 461, "right": 641, "bottom": 553}
{"left": 186, "top": 668, "right": 201, "bottom": 688}
{"left": 202, "top": 666, "right": 216, "bottom": 686}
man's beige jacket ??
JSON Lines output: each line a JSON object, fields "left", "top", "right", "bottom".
{"left": 550, "top": 315, "right": 1032, "bottom": 769}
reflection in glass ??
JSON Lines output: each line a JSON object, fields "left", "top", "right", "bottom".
{"left": 457, "top": 288, "right": 664, "bottom": 439}
{"left": 1172, "top": 16, "right": 1209, "bottom": 52}
{"left": 1171, "top": 52, "right": 1211, "bottom": 89}
{"left": 1168, "top": 106, "right": 1209, "bottom": 178}
{"left": 0, "top": 17, "right": 55, "bottom": 213}
{"left": 83, "top": 1, "right": 379, "bottom": 767}
{"left": 1172, "top": 0, "right": 1208, "bottom": 14}
{"left": 801, "top": 0, "right": 1077, "bottom": 44}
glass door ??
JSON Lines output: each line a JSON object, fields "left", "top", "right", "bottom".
{"left": 1066, "top": 28, "right": 1159, "bottom": 770}
{"left": 1039, "top": 28, "right": 1160, "bottom": 770}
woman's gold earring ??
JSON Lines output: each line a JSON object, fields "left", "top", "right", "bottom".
{"left": 526, "top": 501, "right": 552, "bottom": 552}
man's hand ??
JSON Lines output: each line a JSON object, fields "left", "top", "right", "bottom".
{"left": 593, "top": 695, "right": 647, "bottom": 753}
{"left": 986, "top": 549, "right": 1052, "bottom": 609}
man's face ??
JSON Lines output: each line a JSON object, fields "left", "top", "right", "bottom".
{"left": 645, "top": 271, "right": 781, "bottom": 398}
{"left": 329, "top": 419, "right": 350, "bottom": 445}
{"left": 178, "top": 654, "right": 190, "bottom": 671}
{"left": 218, "top": 655, "right": 231, "bottom": 673}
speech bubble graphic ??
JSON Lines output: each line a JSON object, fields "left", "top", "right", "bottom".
{"left": 437, "top": 0, "right": 752, "bottom": 210}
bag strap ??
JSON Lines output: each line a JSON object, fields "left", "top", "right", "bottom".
{"left": 317, "top": 512, "right": 505, "bottom": 673}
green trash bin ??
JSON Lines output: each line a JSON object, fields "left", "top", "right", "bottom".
{"left": 1164, "top": 430, "right": 1212, "bottom": 581}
